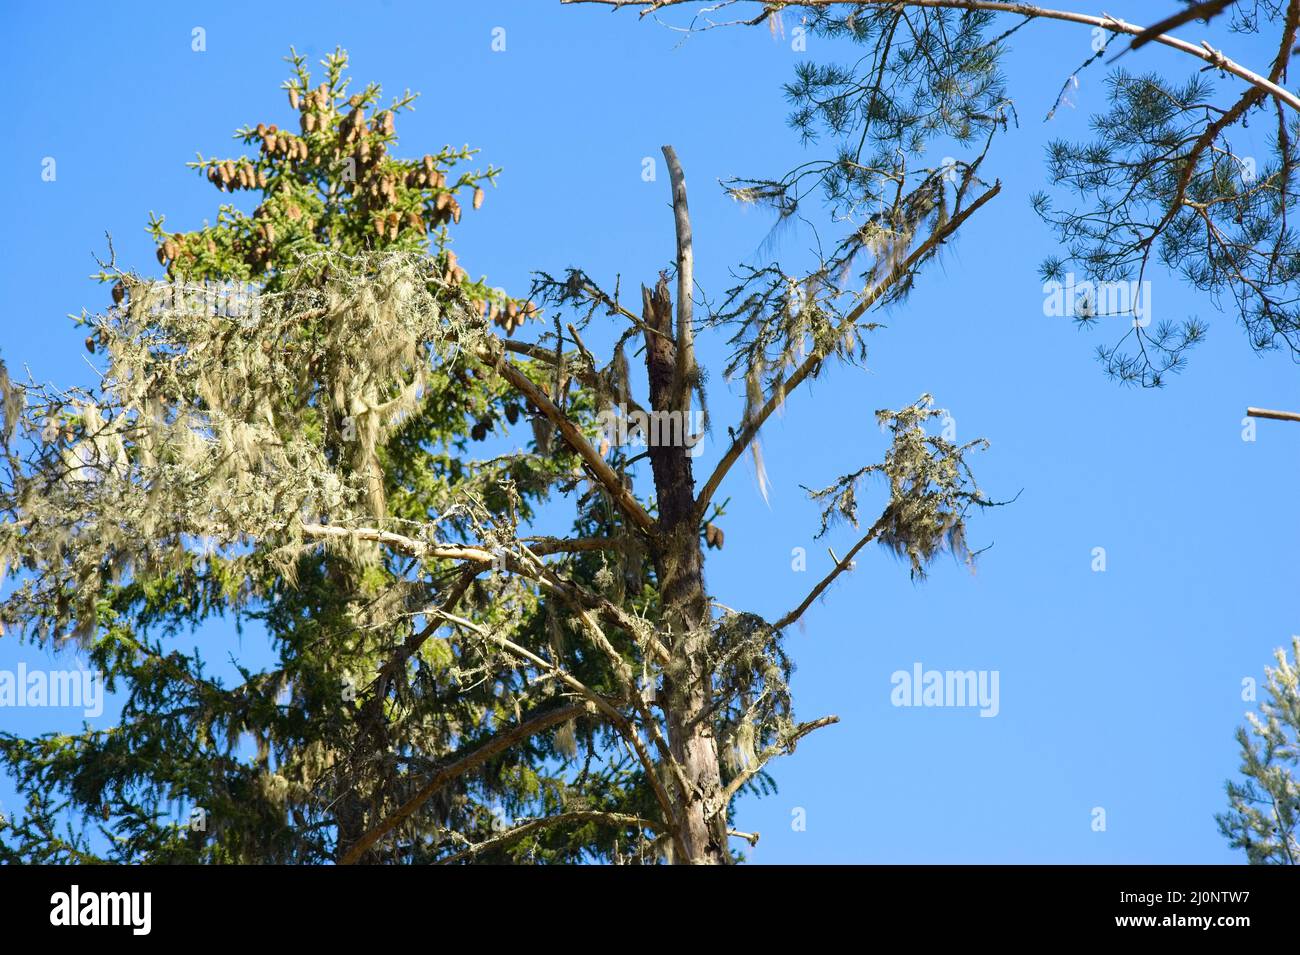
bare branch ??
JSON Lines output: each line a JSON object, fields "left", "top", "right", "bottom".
{"left": 1247, "top": 406, "right": 1300, "bottom": 422}
{"left": 772, "top": 513, "right": 888, "bottom": 631}
{"left": 662, "top": 144, "right": 696, "bottom": 415}
{"left": 728, "top": 828, "right": 760, "bottom": 847}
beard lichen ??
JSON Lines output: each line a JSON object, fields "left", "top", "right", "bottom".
{"left": 806, "top": 394, "right": 991, "bottom": 579}
{"left": 0, "top": 252, "right": 485, "bottom": 644}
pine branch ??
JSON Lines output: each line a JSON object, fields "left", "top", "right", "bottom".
{"left": 561, "top": 0, "right": 1300, "bottom": 112}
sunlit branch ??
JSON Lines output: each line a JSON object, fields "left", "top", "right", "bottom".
{"left": 694, "top": 181, "right": 1002, "bottom": 519}
{"left": 437, "top": 810, "right": 665, "bottom": 864}
{"left": 718, "top": 715, "right": 840, "bottom": 806}
{"left": 772, "top": 513, "right": 889, "bottom": 631}
{"left": 561, "top": 0, "right": 1300, "bottom": 112}
{"left": 486, "top": 347, "right": 659, "bottom": 536}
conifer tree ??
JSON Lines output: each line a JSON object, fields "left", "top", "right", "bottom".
{"left": 0, "top": 48, "right": 621, "bottom": 864}
{"left": 1216, "top": 641, "right": 1300, "bottom": 867}
{"left": 9, "top": 1, "right": 1298, "bottom": 865}
{"left": 0, "top": 44, "right": 996, "bottom": 863}
{"left": 1217, "top": 638, "right": 1300, "bottom": 864}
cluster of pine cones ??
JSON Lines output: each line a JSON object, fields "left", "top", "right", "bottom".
{"left": 255, "top": 123, "right": 309, "bottom": 164}
{"left": 159, "top": 81, "right": 501, "bottom": 279}
{"left": 208, "top": 158, "right": 268, "bottom": 192}
{"left": 489, "top": 299, "right": 538, "bottom": 336}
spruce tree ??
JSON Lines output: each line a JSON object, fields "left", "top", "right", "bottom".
{"left": 0, "top": 48, "right": 623, "bottom": 864}
{"left": 0, "top": 44, "right": 995, "bottom": 863}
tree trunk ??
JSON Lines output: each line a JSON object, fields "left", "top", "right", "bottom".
{"left": 641, "top": 278, "right": 728, "bottom": 864}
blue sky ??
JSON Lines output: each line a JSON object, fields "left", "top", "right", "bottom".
{"left": 1, "top": 1, "right": 1296, "bottom": 863}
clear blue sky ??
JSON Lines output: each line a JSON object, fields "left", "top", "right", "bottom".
{"left": 2, "top": 1, "right": 1296, "bottom": 863}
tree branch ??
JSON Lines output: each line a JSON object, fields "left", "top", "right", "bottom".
{"left": 718, "top": 715, "right": 840, "bottom": 806}
{"left": 300, "top": 522, "right": 618, "bottom": 562}
{"left": 694, "top": 181, "right": 1002, "bottom": 519}
{"left": 437, "top": 810, "right": 664, "bottom": 864}
{"left": 300, "top": 522, "right": 672, "bottom": 667}
{"left": 502, "top": 338, "right": 650, "bottom": 419}
{"left": 772, "top": 513, "right": 888, "bottom": 631}
{"left": 434, "top": 609, "right": 686, "bottom": 854}
{"left": 516, "top": 541, "right": 673, "bottom": 666}
{"left": 1247, "top": 406, "right": 1300, "bottom": 422}
{"left": 339, "top": 701, "right": 586, "bottom": 864}
{"left": 728, "top": 828, "right": 760, "bottom": 847}
{"left": 561, "top": 0, "right": 1300, "bottom": 113}
{"left": 487, "top": 348, "right": 659, "bottom": 537}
